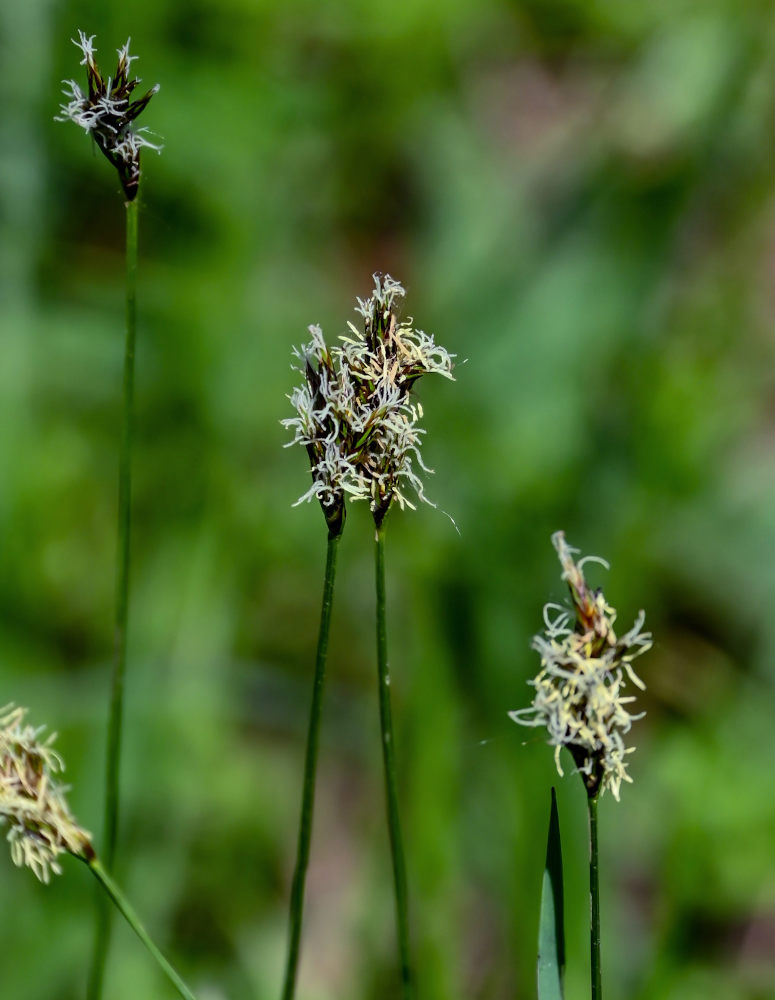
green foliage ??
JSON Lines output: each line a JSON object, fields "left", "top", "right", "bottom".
{"left": 538, "top": 789, "right": 565, "bottom": 1000}
{"left": 2, "top": 0, "right": 775, "bottom": 997}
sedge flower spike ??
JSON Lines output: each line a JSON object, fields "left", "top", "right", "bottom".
{"left": 1, "top": 709, "right": 198, "bottom": 1000}
{"left": 510, "top": 532, "right": 652, "bottom": 800}
{"left": 283, "top": 274, "right": 455, "bottom": 531}
{"left": 56, "top": 30, "right": 160, "bottom": 200}
{"left": 0, "top": 706, "right": 93, "bottom": 882}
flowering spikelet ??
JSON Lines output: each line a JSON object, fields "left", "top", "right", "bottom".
{"left": 0, "top": 705, "right": 93, "bottom": 882}
{"left": 343, "top": 275, "right": 456, "bottom": 389}
{"left": 55, "top": 30, "right": 160, "bottom": 200}
{"left": 283, "top": 274, "right": 455, "bottom": 531}
{"left": 510, "top": 532, "right": 652, "bottom": 800}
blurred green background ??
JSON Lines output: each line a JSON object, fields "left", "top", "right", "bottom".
{"left": 2, "top": 0, "right": 775, "bottom": 997}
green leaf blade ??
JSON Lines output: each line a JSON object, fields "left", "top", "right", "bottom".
{"left": 537, "top": 787, "right": 565, "bottom": 1000}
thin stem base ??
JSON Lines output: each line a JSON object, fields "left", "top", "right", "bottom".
{"left": 281, "top": 530, "right": 341, "bottom": 1000}
{"left": 87, "top": 857, "right": 197, "bottom": 1000}
{"left": 89, "top": 193, "right": 139, "bottom": 1000}
{"left": 588, "top": 794, "right": 602, "bottom": 1000}
{"left": 375, "top": 525, "right": 414, "bottom": 1000}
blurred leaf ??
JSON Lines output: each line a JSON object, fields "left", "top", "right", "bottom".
{"left": 537, "top": 787, "right": 565, "bottom": 1000}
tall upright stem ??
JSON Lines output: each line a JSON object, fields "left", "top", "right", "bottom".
{"left": 106, "top": 194, "right": 138, "bottom": 868}
{"left": 588, "top": 794, "right": 602, "bottom": 1000}
{"left": 375, "top": 524, "right": 414, "bottom": 999}
{"left": 86, "top": 858, "right": 198, "bottom": 1000}
{"left": 88, "top": 194, "right": 139, "bottom": 1000}
{"left": 281, "top": 529, "right": 342, "bottom": 1000}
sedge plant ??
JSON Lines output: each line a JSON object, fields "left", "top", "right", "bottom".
{"left": 280, "top": 325, "right": 348, "bottom": 1000}
{"left": 56, "top": 30, "right": 161, "bottom": 997}
{"left": 0, "top": 705, "right": 196, "bottom": 999}
{"left": 345, "top": 276, "right": 454, "bottom": 999}
{"left": 282, "top": 276, "right": 454, "bottom": 998}
{"left": 510, "top": 532, "right": 652, "bottom": 1000}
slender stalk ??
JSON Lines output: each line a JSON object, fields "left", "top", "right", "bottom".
{"left": 85, "top": 858, "right": 197, "bottom": 1000}
{"left": 87, "top": 902, "right": 109, "bottom": 1000}
{"left": 281, "top": 529, "right": 342, "bottom": 1000}
{"left": 375, "top": 524, "right": 414, "bottom": 999}
{"left": 588, "top": 794, "right": 602, "bottom": 1000}
{"left": 88, "top": 193, "right": 140, "bottom": 1000}
{"left": 106, "top": 193, "right": 139, "bottom": 867}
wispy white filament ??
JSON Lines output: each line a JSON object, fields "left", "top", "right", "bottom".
{"left": 510, "top": 532, "right": 652, "bottom": 800}
{"left": 55, "top": 30, "right": 161, "bottom": 197}
{"left": 0, "top": 705, "right": 92, "bottom": 882}
{"left": 283, "top": 275, "right": 455, "bottom": 519}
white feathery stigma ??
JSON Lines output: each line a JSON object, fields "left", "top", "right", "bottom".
{"left": 55, "top": 30, "right": 160, "bottom": 200}
{"left": 283, "top": 275, "right": 455, "bottom": 529}
{"left": 0, "top": 705, "right": 92, "bottom": 882}
{"left": 509, "top": 532, "right": 652, "bottom": 801}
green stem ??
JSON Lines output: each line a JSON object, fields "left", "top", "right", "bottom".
{"left": 588, "top": 794, "right": 602, "bottom": 1000}
{"left": 106, "top": 193, "right": 138, "bottom": 867}
{"left": 281, "top": 529, "right": 342, "bottom": 1000}
{"left": 86, "top": 857, "right": 197, "bottom": 1000}
{"left": 375, "top": 524, "right": 414, "bottom": 1000}
{"left": 87, "top": 909, "right": 109, "bottom": 1000}
{"left": 88, "top": 194, "right": 139, "bottom": 1000}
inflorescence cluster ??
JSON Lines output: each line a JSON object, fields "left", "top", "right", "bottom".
{"left": 283, "top": 275, "right": 455, "bottom": 533}
{"left": 0, "top": 705, "right": 92, "bottom": 882}
{"left": 56, "top": 31, "right": 160, "bottom": 200}
{"left": 510, "top": 532, "right": 652, "bottom": 800}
